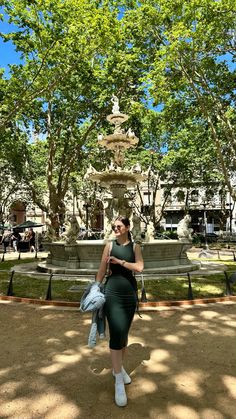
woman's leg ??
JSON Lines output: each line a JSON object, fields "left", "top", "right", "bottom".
{"left": 111, "top": 346, "right": 131, "bottom": 385}
{"left": 121, "top": 346, "right": 131, "bottom": 384}
{"left": 110, "top": 348, "right": 127, "bottom": 407}
{"left": 110, "top": 348, "right": 123, "bottom": 373}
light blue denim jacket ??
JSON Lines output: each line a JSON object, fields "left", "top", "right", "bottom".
{"left": 88, "top": 306, "right": 106, "bottom": 348}
{"left": 80, "top": 282, "right": 105, "bottom": 312}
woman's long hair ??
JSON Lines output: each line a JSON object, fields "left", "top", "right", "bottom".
{"left": 114, "top": 216, "right": 132, "bottom": 241}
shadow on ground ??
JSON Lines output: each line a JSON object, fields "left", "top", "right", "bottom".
{"left": 0, "top": 302, "right": 236, "bottom": 418}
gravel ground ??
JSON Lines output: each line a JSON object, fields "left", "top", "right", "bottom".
{"left": 0, "top": 301, "right": 236, "bottom": 419}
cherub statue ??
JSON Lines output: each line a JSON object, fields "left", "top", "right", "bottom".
{"left": 65, "top": 215, "right": 80, "bottom": 244}
{"left": 127, "top": 128, "right": 135, "bottom": 138}
{"left": 177, "top": 214, "right": 193, "bottom": 242}
{"left": 131, "top": 162, "right": 142, "bottom": 173}
{"left": 84, "top": 164, "right": 97, "bottom": 180}
{"left": 111, "top": 94, "right": 120, "bottom": 114}
{"left": 108, "top": 160, "right": 117, "bottom": 172}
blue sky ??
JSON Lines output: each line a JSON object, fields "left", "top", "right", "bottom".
{"left": 0, "top": 10, "right": 22, "bottom": 77}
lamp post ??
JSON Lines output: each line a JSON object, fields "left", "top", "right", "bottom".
{"left": 226, "top": 202, "right": 233, "bottom": 235}
{"left": 202, "top": 202, "right": 209, "bottom": 250}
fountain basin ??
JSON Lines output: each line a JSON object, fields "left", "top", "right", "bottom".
{"left": 37, "top": 240, "right": 196, "bottom": 275}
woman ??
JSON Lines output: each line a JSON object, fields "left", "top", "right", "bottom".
{"left": 96, "top": 216, "right": 144, "bottom": 407}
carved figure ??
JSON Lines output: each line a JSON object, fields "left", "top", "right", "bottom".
{"left": 44, "top": 221, "right": 57, "bottom": 242}
{"left": 131, "top": 213, "right": 142, "bottom": 242}
{"left": 84, "top": 164, "right": 97, "bottom": 180}
{"left": 127, "top": 128, "right": 135, "bottom": 139}
{"left": 145, "top": 222, "right": 155, "bottom": 242}
{"left": 104, "top": 200, "right": 114, "bottom": 239}
{"left": 108, "top": 160, "right": 117, "bottom": 172}
{"left": 177, "top": 214, "right": 193, "bottom": 241}
{"left": 131, "top": 162, "right": 142, "bottom": 173}
{"left": 111, "top": 94, "right": 120, "bottom": 113}
{"left": 65, "top": 215, "right": 80, "bottom": 244}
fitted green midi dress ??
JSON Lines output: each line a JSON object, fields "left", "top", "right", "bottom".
{"left": 105, "top": 240, "right": 137, "bottom": 350}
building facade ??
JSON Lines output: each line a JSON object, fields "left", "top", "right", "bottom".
{"left": 2, "top": 181, "right": 236, "bottom": 237}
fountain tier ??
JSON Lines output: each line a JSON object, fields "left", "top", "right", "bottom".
{"left": 38, "top": 240, "right": 195, "bottom": 275}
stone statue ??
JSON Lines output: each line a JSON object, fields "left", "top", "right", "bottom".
{"left": 108, "top": 160, "right": 117, "bottom": 172}
{"left": 104, "top": 199, "right": 114, "bottom": 239}
{"left": 65, "top": 215, "right": 80, "bottom": 244}
{"left": 111, "top": 94, "right": 120, "bottom": 114}
{"left": 127, "top": 128, "right": 135, "bottom": 138}
{"left": 44, "top": 220, "right": 57, "bottom": 242}
{"left": 177, "top": 214, "right": 193, "bottom": 241}
{"left": 131, "top": 162, "right": 142, "bottom": 173}
{"left": 131, "top": 213, "right": 142, "bottom": 243}
{"left": 145, "top": 222, "right": 155, "bottom": 242}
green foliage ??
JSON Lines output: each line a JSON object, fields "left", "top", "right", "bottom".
{"left": 121, "top": 0, "right": 235, "bottom": 196}
{"left": 0, "top": 0, "right": 149, "bottom": 230}
{"left": 0, "top": 0, "right": 235, "bottom": 227}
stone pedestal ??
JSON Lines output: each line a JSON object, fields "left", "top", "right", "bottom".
{"left": 65, "top": 245, "right": 80, "bottom": 269}
{"left": 38, "top": 239, "right": 196, "bottom": 275}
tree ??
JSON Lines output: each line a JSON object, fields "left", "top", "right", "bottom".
{"left": 0, "top": 123, "right": 28, "bottom": 226}
{"left": 1, "top": 0, "right": 149, "bottom": 235}
{"left": 121, "top": 0, "right": 236, "bottom": 197}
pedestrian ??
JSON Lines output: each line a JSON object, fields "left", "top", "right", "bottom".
{"left": 12, "top": 229, "right": 22, "bottom": 252}
{"left": 96, "top": 216, "right": 144, "bottom": 407}
{"left": 28, "top": 228, "right": 35, "bottom": 252}
{"left": 0, "top": 230, "right": 12, "bottom": 253}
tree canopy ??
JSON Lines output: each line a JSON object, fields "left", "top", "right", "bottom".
{"left": 121, "top": 0, "right": 236, "bottom": 195}
{"left": 0, "top": 0, "right": 235, "bottom": 231}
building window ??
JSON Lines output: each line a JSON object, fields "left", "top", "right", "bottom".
{"left": 191, "top": 190, "right": 199, "bottom": 203}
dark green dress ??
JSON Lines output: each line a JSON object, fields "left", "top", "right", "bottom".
{"left": 105, "top": 240, "right": 137, "bottom": 350}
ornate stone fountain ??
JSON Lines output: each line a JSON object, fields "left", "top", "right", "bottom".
{"left": 39, "top": 97, "right": 195, "bottom": 275}
{"left": 86, "top": 95, "right": 147, "bottom": 239}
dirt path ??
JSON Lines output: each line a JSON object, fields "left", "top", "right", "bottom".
{"left": 0, "top": 301, "right": 236, "bottom": 419}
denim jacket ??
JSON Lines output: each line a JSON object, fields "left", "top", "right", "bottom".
{"left": 80, "top": 282, "right": 105, "bottom": 312}
{"left": 88, "top": 306, "right": 106, "bottom": 348}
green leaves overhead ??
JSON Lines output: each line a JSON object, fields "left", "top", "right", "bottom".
{"left": 0, "top": 0, "right": 235, "bottom": 228}
{"left": 119, "top": 0, "right": 236, "bottom": 197}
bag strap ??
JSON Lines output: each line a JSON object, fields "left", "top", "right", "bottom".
{"left": 140, "top": 272, "right": 145, "bottom": 290}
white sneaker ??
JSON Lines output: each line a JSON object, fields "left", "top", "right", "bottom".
{"left": 115, "top": 380, "right": 127, "bottom": 407}
{"left": 112, "top": 367, "right": 132, "bottom": 385}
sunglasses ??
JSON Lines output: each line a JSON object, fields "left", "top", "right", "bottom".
{"left": 111, "top": 225, "right": 123, "bottom": 231}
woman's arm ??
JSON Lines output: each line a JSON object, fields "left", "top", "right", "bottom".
{"left": 95, "top": 243, "right": 111, "bottom": 283}
{"left": 109, "top": 243, "right": 144, "bottom": 273}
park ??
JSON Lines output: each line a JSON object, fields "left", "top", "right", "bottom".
{"left": 0, "top": 0, "right": 236, "bottom": 417}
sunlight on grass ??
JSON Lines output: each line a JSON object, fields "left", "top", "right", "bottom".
{"left": 0, "top": 259, "right": 236, "bottom": 302}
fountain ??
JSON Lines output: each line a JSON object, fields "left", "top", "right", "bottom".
{"left": 38, "top": 97, "right": 195, "bottom": 275}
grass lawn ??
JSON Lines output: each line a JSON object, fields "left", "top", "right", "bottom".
{"left": 0, "top": 258, "right": 236, "bottom": 302}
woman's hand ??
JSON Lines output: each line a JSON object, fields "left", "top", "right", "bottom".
{"left": 108, "top": 256, "right": 121, "bottom": 265}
